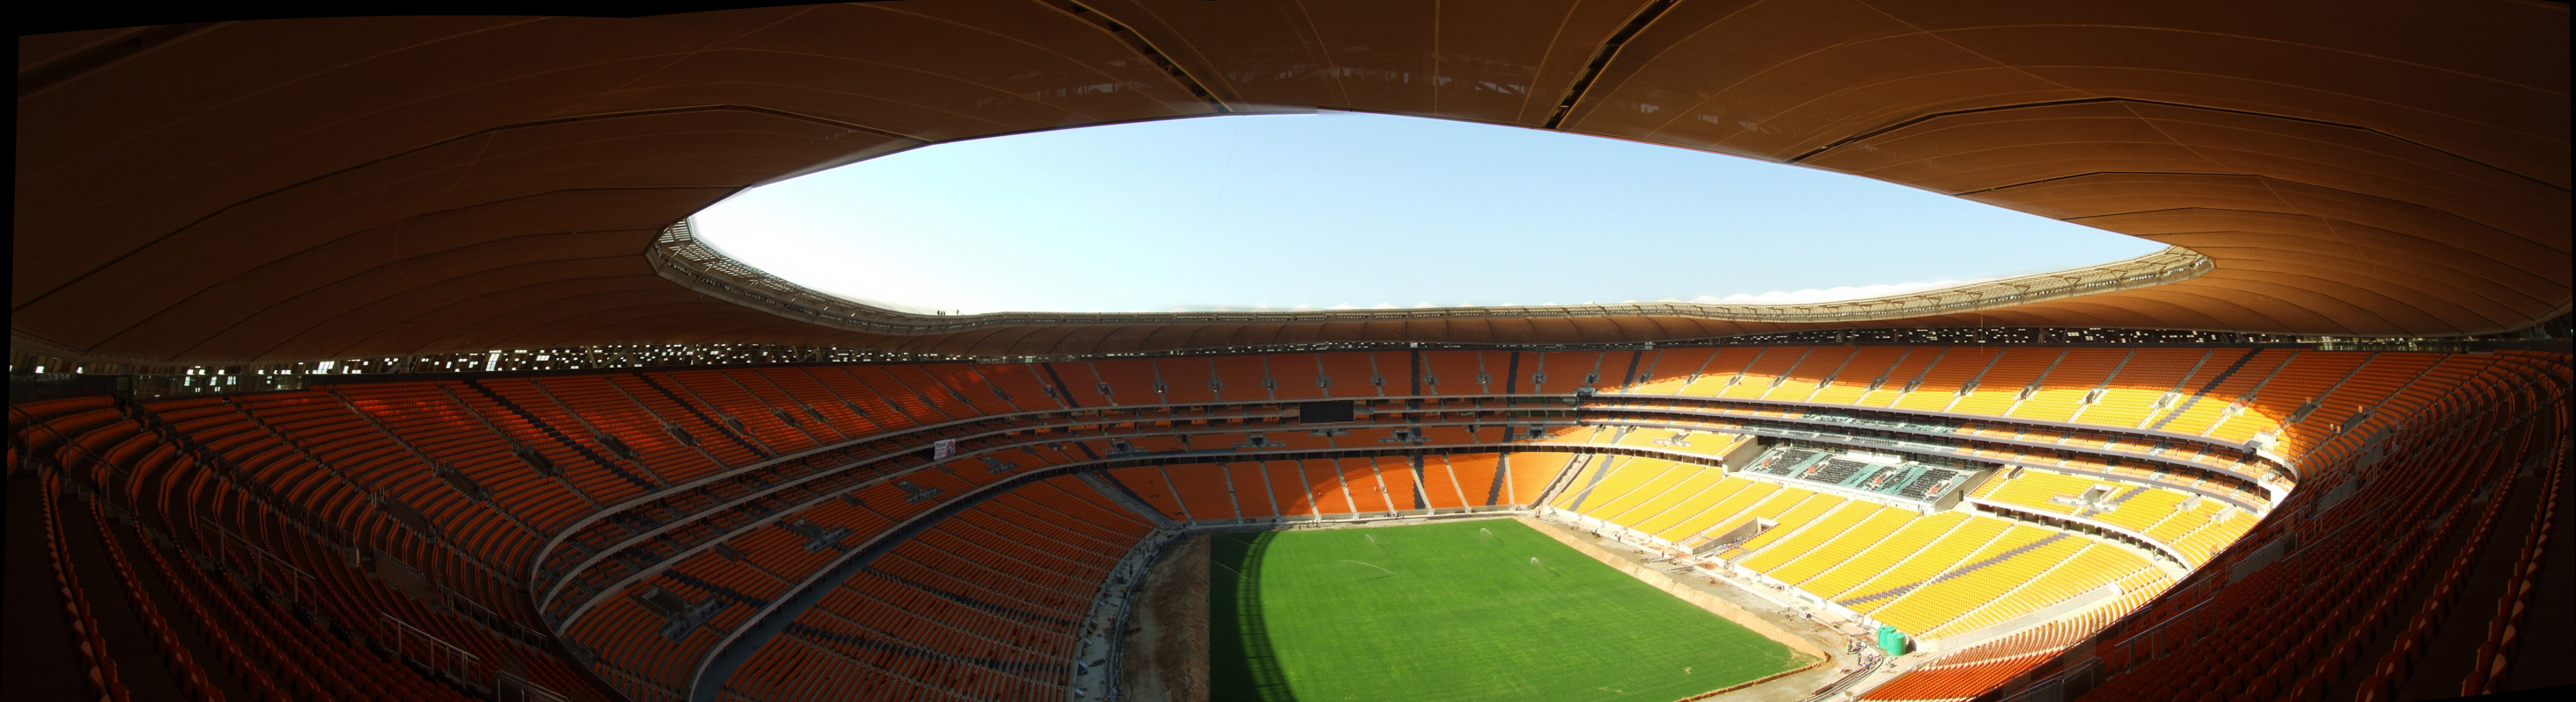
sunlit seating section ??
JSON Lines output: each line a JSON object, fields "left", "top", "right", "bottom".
{"left": 2151, "top": 349, "right": 2292, "bottom": 436}
{"left": 2166, "top": 510, "right": 2254, "bottom": 567}
{"left": 1950, "top": 349, "right": 2061, "bottom": 417}
{"left": 1575, "top": 457, "right": 1692, "bottom": 521}
{"left": 1366, "top": 351, "right": 1418, "bottom": 394}
{"left": 2206, "top": 351, "right": 2374, "bottom": 446}
{"left": 1550, "top": 455, "right": 1657, "bottom": 512}
{"left": 1891, "top": 348, "right": 2002, "bottom": 412}
{"left": 1527, "top": 350, "right": 1606, "bottom": 394}
{"left": 1625, "top": 347, "right": 1714, "bottom": 395}
{"left": 2007, "top": 350, "right": 2121, "bottom": 422}
{"left": 1589, "top": 398, "right": 2272, "bottom": 511}
{"left": 1655, "top": 477, "right": 1789, "bottom": 542}
{"left": 1619, "top": 463, "right": 1735, "bottom": 534}
{"left": 1770, "top": 347, "right": 1858, "bottom": 402}
{"left": 1420, "top": 349, "right": 1492, "bottom": 396}
{"left": 1829, "top": 519, "right": 2021, "bottom": 610}
{"left": 1297, "top": 459, "right": 1361, "bottom": 514}
{"left": 1790, "top": 512, "right": 1972, "bottom": 599}
{"left": 2079, "top": 349, "right": 2212, "bottom": 428}
{"left": 1918, "top": 551, "right": 2167, "bottom": 641}
{"left": 1658, "top": 465, "right": 1784, "bottom": 534}
{"left": 1856, "top": 349, "right": 1940, "bottom": 408}
{"left": 1585, "top": 482, "right": 2157, "bottom": 641}
{"left": 1537, "top": 455, "right": 1609, "bottom": 511}
{"left": 1681, "top": 484, "right": 1831, "bottom": 550}
{"left": 1709, "top": 491, "right": 1850, "bottom": 557}
{"left": 1669, "top": 348, "right": 1758, "bottom": 398}
{"left": 1735, "top": 501, "right": 1890, "bottom": 571}
{"left": 2266, "top": 353, "right": 2446, "bottom": 461}
{"left": 1337, "top": 457, "right": 1399, "bottom": 512}
{"left": 1720, "top": 348, "right": 1800, "bottom": 400}
{"left": 1499, "top": 452, "right": 1577, "bottom": 505}
{"left": 1591, "top": 348, "right": 2459, "bottom": 476}
{"left": 1413, "top": 455, "right": 1467, "bottom": 509}
{"left": 1384, "top": 455, "right": 1445, "bottom": 510}
{"left": 1865, "top": 528, "right": 2133, "bottom": 637}
{"left": 1806, "top": 347, "right": 1909, "bottom": 405}
{"left": 1436, "top": 454, "right": 1500, "bottom": 507}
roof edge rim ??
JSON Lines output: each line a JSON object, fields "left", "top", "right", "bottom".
{"left": 650, "top": 218, "right": 2214, "bottom": 334}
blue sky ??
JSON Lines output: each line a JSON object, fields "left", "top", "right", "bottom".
{"left": 691, "top": 112, "right": 2164, "bottom": 314}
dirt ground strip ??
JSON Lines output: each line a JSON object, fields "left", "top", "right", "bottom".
{"left": 1120, "top": 533, "right": 1211, "bottom": 702}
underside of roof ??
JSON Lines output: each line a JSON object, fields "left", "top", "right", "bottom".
{"left": 13, "top": 1, "right": 2569, "bottom": 363}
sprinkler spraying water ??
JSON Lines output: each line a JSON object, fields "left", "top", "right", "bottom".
{"left": 1338, "top": 560, "right": 1399, "bottom": 577}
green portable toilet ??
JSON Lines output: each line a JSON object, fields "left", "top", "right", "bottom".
{"left": 1877, "top": 625, "right": 1910, "bottom": 656}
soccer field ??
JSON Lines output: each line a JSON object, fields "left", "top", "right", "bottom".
{"left": 1207, "top": 519, "right": 1812, "bottom": 702}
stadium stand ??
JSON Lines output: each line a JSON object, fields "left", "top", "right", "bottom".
{"left": 6, "top": 346, "right": 2569, "bottom": 701}
{"left": 11, "top": 5, "right": 2566, "bottom": 699}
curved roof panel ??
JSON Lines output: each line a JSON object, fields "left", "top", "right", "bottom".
{"left": 13, "top": 2, "right": 2567, "bottom": 362}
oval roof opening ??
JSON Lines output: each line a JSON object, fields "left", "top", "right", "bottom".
{"left": 691, "top": 111, "right": 2165, "bottom": 315}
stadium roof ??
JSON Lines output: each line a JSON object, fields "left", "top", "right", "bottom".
{"left": 15, "top": 2, "right": 2568, "bottom": 363}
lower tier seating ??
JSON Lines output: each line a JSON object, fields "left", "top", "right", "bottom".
{"left": 716, "top": 476, "right": 1158, "bottom": 702}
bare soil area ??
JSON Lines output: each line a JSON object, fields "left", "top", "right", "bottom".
{"left": 1120, "top": 533, "right": 1211, "bottom": 702}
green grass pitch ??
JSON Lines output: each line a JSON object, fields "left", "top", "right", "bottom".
{"left": 1207, "top": 519, "right": 1812, "bottom": 702}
